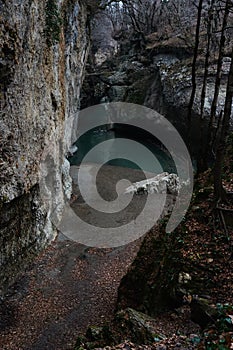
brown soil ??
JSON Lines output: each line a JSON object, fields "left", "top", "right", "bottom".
{"left": 0, "top": 164, "right": 150, "bottom": 350}
{"left": 0, "top": 238, "right": 142, "bottom": 350}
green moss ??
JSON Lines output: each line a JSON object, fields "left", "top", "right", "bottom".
{"left": 45, "top": 0, "right": 62, "bottom": 47}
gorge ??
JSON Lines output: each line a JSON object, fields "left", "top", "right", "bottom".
{"left": 0, "top": 1, "right": 233, "bottom": 349}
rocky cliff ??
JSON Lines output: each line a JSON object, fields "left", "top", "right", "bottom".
{"left": 81, "top": 33, "right": 232, "bottom": 155}
{"left": 0, "top": 0, "right": 89, "bottom": 294}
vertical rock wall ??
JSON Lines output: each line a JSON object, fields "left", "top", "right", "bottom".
{"left": 0, "top": 0, "right": 90, "bottom": 294}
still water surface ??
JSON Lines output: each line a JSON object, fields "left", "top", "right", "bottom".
{"left": 69, "top": 126, "right": 176, "bottom": 174}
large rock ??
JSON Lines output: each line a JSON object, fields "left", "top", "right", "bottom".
{"left": 117, "top": 227, "right": 179, "bottom": 316}
{"left": 190, "top": 297, "right": 219, "bottom": 329}
{"left": 0, "top": 0, "right": 89, "bottom": 294}
{"left": 157, "top": 57, "right": 233, "bottom": 119}
{"left": 91, "top": 12, "right": 118, "bottom": 66}
{"left": 115, "top": 308, "right": 161, "bottom": 344}
{"left": 124, "top": 172, "right": 180, "bottom": 196}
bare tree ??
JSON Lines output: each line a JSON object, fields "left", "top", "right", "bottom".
{"left": 187, "top": 0, "right": 204, "bottom": 133}
{"left": 213, "top": 44, "right": 233, "bottom": 201}
{"left": 198, "top": 0, "right": 216, "bottom": 172}
{"left": 208, "top": 0, "right": 231, "bottom": 140}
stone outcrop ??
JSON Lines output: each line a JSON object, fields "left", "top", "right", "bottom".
{"left": 190, "top": 297, "right": 219, "bottom": 329}
{"left": 124, "top": 172, "right": 180, "bottom": 196}
{"left": 115, "top": 308, "right": 159, "bottom": 344}
{"left": 81, "top": 33, "right": 232, "bottom": 154}
{"left": 0, "top": 0, "right": 89, "bottom": 294}
{"left": 117, "top": 224, "right": 201, "bottom": 317}
{"left": 91, "top": 12, "right": 118, "bottom": 66}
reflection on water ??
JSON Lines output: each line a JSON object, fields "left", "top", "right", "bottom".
{"left": 69, "top": 125, "right": 176, "bottom": 174}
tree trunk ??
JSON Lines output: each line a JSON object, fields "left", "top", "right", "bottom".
{"left": 207, "top": 0, "right": 230, "bottom": 156}
{"left": 187, "top": 0, "right": 204, "bottom": 141}
{"left": 198, "top": 0, "right": 215, "bottom": 173}
{"left": 214, "top": 45, "right": 233, "bottom": 202}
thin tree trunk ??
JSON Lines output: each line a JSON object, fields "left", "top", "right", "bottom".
{"left": 214, "top": 45, "right": 233, "bottom": 201}
{"left": 200, "top": 0, "right": 214, "bottom": 120}
{"left": 198, "top": 0, "right": 215, "bottom": 173}
{"left": 187, "top": 0, "right": 203, "bottom": 140}
{"left": 207, "top": 0, "right": 230, "bottom": 153}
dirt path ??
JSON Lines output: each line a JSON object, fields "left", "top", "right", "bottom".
{"left": 0, "top": 164, "right": 166, "bottom": 350}
{"left": 0, "top": 237, "right": 141, "bottom": 350}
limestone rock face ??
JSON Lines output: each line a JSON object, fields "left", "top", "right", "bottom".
{"left": 0, "top": 0, "right": 89, "bottom": 293}
{"left": 154, "top": 56, "right": 233, "bottom": 122}
{"left": 90, "top": 10, "right": 118, "bottom": 67}
{"left": 82, "top": 36, "right": 232, "bottom": 154}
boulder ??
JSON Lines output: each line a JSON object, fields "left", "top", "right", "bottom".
{"left": 115, "top": 308, "right": 162, "bottom": 344}
{"left": 190, "top": 297, "right": 218, "bottom": 329}
{"left": 124, "top": 172, "right": 180, "bottom": 196}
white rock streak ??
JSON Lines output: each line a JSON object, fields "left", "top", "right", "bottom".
{"left": 124, "top": 172, "right": 181, "bottom": 196}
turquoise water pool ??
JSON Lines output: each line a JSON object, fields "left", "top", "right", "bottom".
{"left": 69, "top": 125, "right": 176, "bottom": 174}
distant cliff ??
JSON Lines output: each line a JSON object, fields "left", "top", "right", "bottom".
{"left": 0, "top": 0, "right": 89, "bottom": 294}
